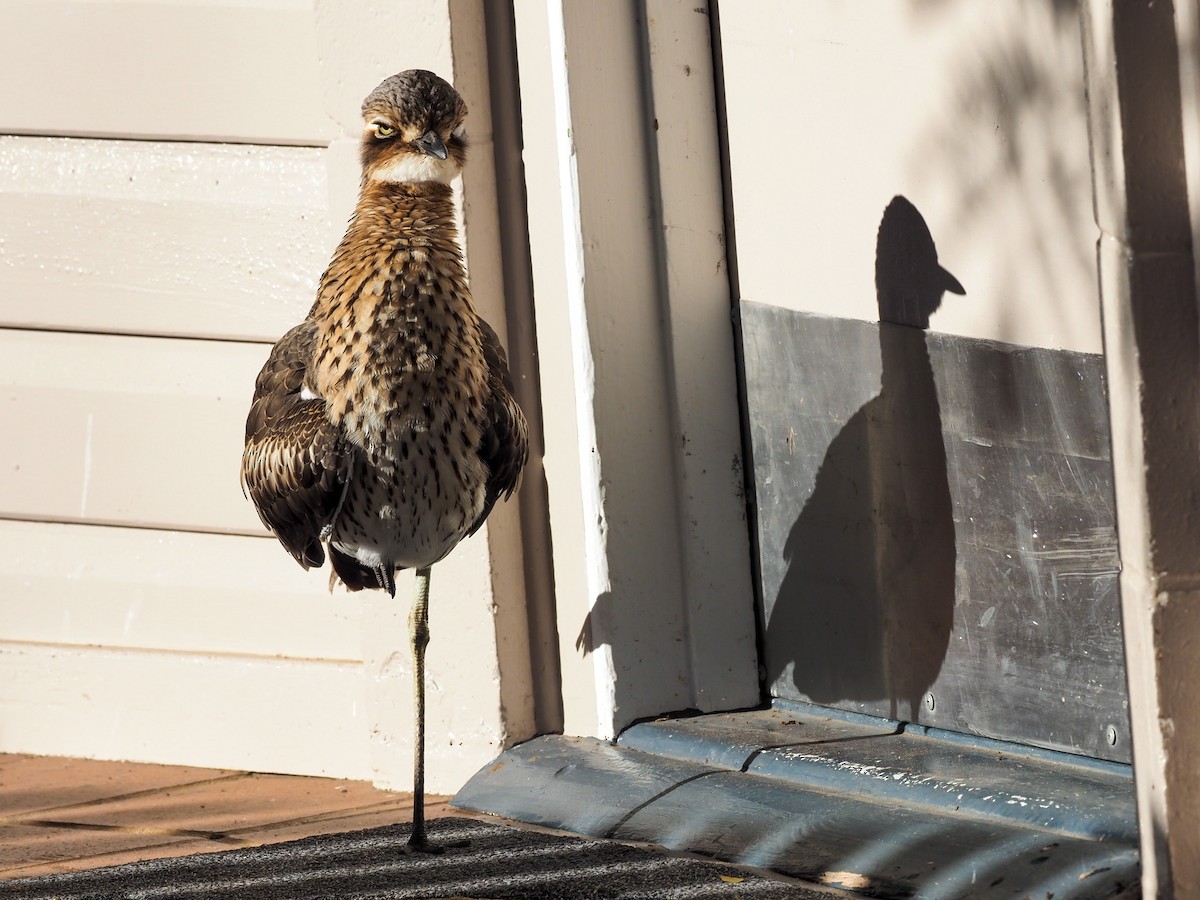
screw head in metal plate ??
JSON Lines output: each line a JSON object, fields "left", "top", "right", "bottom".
{"left": 923, "top": 692, "right": 936, "bottom": 712}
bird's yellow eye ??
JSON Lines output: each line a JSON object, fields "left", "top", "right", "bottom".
{"left": 373, "top": 122, "right": 395, "bottom": 138}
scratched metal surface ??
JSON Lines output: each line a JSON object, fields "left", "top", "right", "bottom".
{"left": 455, "top": 732, "right": 1139, "bottom": 899}
{"left": 741, "top": 303, "right": 1127, "bottom": 762}
{"left": 620, "top": 704, "right": 1135, "bottom": 843}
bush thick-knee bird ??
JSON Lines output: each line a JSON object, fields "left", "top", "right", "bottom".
{"left": 241, "top": 69, "right": 528, "bottom": 851}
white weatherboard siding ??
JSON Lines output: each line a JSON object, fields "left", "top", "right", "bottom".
{"left": 0, "top": 0, "right": 337, "bottom": 145}
{"left": 0, "top": 522, "right": 362, "bottom": 661}
{"left": 0, "top": 0, "right": 528, "bottom": 793}
{"left": 0, "top": 137, "right": 330, "bottom": 343}
{"left": 0, "top": 643, "right": 369, "bottom": 778}
{"left": 0, "top": 330, "right": 268, "bottom": 534}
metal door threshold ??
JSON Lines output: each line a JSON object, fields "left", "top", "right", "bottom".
{"left": 453, "top": 702, "right": 1138, "bottom": 899}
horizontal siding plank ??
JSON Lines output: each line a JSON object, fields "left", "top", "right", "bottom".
{"left": 0, "top": 521, "right": 362, "bottom": 661}
{"left": 0, "top": 642, "right": 370, "bottom": 779}
{"left": 0, "top": 329, "right": 270, "bottom": 534}
{"left": 0, "top": 136, "right": 327, "bottom": 342}
{"left": 0, "top": 1, "right": 337, "bottom": 145}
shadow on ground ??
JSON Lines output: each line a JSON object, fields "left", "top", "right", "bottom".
{"left": 0, "top": 817, "right": 832, "bottom": 900}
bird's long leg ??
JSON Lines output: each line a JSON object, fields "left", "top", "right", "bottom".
{"left": 405, "top": 565, "right": 435, "bottom": 852}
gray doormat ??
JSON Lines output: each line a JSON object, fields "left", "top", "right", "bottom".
{"left": 0, "top": 817, "right": 837, "bottom": 899}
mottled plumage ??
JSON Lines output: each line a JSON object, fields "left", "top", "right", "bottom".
{"left": 241, "top": 69, "right": 527, "bottom": 850}
{"left": 242, "top": 68, "right": 527, "bottom": 596}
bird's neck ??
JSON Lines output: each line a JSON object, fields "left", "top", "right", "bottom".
{"left": 357, "top": 180, "right": 456, "bottom": 217}
{"left": 348, "top": 181, "right": 461, "bottom": 256}
{"left": 310, "top": 179, "right": 469, "bottom": 328}
{"left": 310, "top": 177, "right": 476, "bottom": 424}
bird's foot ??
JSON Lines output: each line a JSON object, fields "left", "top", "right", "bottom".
{"left": 402, "top": 833, "right": 445, "bottom": 855}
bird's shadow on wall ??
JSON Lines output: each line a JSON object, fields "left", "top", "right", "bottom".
{"left": 764, "top": 196, "right": 964, "bottom": 722}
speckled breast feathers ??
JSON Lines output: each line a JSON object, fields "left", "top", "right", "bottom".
{"left": 241, "top": 69, "right": 528, "bottom": 596}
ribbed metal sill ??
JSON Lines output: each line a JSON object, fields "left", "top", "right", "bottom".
{"left": 453, "top": 702, "right": 1138, "bottom": 899}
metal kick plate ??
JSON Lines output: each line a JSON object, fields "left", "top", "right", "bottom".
{"left": 740, "top": 304, "right": 1127, "bottom": 762}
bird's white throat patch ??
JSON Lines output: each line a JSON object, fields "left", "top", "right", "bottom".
{"left": 370, "top": 154, "right": 457, "bottom": 185}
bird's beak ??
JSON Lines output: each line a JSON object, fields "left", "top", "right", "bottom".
{"left": 415, "top": 130, "right": 448, "bottom": 160}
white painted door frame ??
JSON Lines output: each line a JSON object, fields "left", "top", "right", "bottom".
{"left": 511, "top": 0, "right": 761, "bottom": 740}
{"left": 1083, "top": 1, "right": 1200, "bottom": 896}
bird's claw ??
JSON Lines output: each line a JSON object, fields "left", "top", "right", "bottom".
{"left": 402, "top": 835, "right": 445, "bottom": 855}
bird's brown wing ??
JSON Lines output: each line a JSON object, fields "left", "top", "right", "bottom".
{"left": 241, "top": 320, "right": 350, "bottom": 569}
{"left": 468, "top": 318, "right": 529, "bottom": 536}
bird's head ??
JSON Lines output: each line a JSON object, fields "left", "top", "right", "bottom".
{"left": 359, "top": 69, "right": 467, "bottom": 186}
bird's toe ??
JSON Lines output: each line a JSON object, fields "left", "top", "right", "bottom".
{"left": 401, "top": 835, "right": 446, "bottom": 855}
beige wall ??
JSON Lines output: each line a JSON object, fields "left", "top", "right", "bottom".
{"left": 0, "top": 0, "right": 534, "bottom": 794}
{"left": 721, "top": 0, "right": 1100, "bottom": 353}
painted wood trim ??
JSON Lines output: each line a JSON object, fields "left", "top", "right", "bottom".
{"left": 643, "top": 0, "right": 760, "bottom": 712}
{"left": 514, "top": 0, "right": 759, "bottom": 738}
{"left": 511, "top": 0, "right": 601, "bottom": 738}
{"left": 1083, "top": 0, "right": 1200, "bottom": 894}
